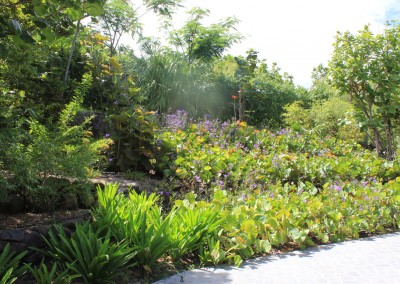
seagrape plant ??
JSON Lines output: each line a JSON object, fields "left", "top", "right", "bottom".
{"left": 155, "top": 113, "right": 399, "bottom": 194}
{"left": 149, "top": 112, "right": 400, "bottom": 264}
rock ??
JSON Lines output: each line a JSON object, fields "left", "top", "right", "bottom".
{"left": 33, "top": 225, "right": 51, "bottom": 236}
{"left": 24, "top": 230, "right": 44, "bottom": 248}
{"left": 0, "top": 229, "right": 25, "bottom": 242}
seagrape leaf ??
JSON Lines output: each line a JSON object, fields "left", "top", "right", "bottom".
{"left": 256, "top": 239, "right": 272, "bottom": 253}
{"left": 213, "top": 190, "right": 228, "bottom": 203}
{"left": 242, "top": 219, "right": 257, "bottom": 238}
{"left": 83, "top": 2, "right": 104, "bottom": 16}
{"left": 289, "top": 228, "right": 301, "bottom": 240}
{"left": 66, "top": 7, "right": 84, "bottom": 21}
{"left": 42, "top": 27, "right": 57, "bottom": 41}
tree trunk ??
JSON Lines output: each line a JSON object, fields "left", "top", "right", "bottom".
{"left": 374, "top": 127, "right": 381, "bottom": 157}
{"left": 63, "top": 19, "right": 81, "bottom": 86}
{"left": 385, "top": 118, "right": 394, "bottom": 160}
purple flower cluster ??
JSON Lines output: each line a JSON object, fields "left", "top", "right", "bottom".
{"left": 276, "top": 128, "right": 290, "bottom": 135}
{"left": 162, "top": 110, "right": 189, "bottom": 131}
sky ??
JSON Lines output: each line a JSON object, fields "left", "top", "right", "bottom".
{"left": 135, "top": 0, "right": 400, "bottom": 88}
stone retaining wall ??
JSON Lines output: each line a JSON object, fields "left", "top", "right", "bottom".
{"left": 0, "top": 210, "right": 91, "bottom": 264}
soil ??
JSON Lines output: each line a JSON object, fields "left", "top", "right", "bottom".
{"left": 0, "top": 209, "right": 91, "bottom": 229}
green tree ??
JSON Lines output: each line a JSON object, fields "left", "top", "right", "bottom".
{"left": 308, "top": 64, "right": 338, "bottom": 102}
{"left": 0, "top": 0, "right": 106, "bottom": 85}
{"left": 96, "top": 0, "right": 181, "bottom": 57}
{"left": 329, "top": 22, "right": 400, "bottom": 159}
{"left": 168, "top": 7, "right": 242, "bottom": 62}
{"left": 232, "top": 50, "right": 299, "bottom": 127}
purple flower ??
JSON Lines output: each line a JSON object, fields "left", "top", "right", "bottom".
{"left": 195, "top": 175, "right": 201, "bottom": 183}
{"left": 332, "top": 185, "right": 342, "bottom": 191}
{"left": 105, "top": 133, "right": 110, "bottom": 137}
{"left": 108, "top": 158, "right": 113, "bottom": 162}
{"left": 241, "top": 193, "right": 246, "bottom": 200}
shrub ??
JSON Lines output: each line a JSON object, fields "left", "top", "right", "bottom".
{"left": 0, "top": 243, "right": 28, "bottom": 284}
{"left": 283, "top": 97, "right": 362, "bottom": 142}
{"left": 28, "top": 262, "right": 78, "bottom": 284}
{"left": 0, "top": 74, "right": 111, "bottom": 208}
{"left": 37, "top": 221, "right": 135, "bottom": 284}
{"left": 167, "top": 194, "right": 222, "bottom": 260}
{"left": 95, "top": 184, "right": 171, "bottom": 272}
{"left": 310, "top": 97, "right": 362, "bottom": 141}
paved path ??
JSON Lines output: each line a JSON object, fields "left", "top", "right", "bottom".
{"left": 155, "top": 232, "right": 400, "bottom": 284}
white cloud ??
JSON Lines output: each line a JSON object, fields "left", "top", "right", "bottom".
{"left": 134, "top": 0, "right": 400, "bottom": 87}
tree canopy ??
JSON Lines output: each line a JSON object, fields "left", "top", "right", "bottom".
{"left": 329, "top": 22, "right": 400, "bottom": 159}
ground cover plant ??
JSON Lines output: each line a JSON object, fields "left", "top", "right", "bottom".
{"left": 150, "top": 115, "right": 400, "bottom": 263}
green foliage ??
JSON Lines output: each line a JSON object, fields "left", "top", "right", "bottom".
{"left": 110, "top": 106, "right": 157, "bottom": 171}
{"left": 329, "top": 22, "right": 400, "bottom": 159}
{"left": 155, "top": 117, "right": 400, "bottom": 241}
{"left": 95, "top": 184, "right": 171, "bottom": 271}
{"left": 122, "top": 170, "right": 148, "bottom": 181}
{"left": 97, "top": 0, "right": 139, "bottom": 56}
{"left": 37, "top": 221, "right": 135, "bottom": 284}
{"left": 283, "top": 97, "right": 363, "bottom": 142}
{"left": 0, "top": 243, "right": 28, "bottom": 284}
{"left": 282, "top": 101, "right": 312, "bottom": 131}
{"left": 310, "top": 97, "right": 362, "bottom": 141}
{"left": 168, "top": 195, "right": 222, "bottom": 260}
{"left": 28, "top": 262, "right": 78, "bottom": 284}
{"left": 0, "top": 73, "right": 110, "bottom": 207}
{"left": 125, "top": 46, "right": 228, "bottom": 117}
{"left": 0, "top": 0, "right": 106, "bottom": 46}
{"left": 231, "top": 50, "right": 300, "bottom": 127}
{"left": 95, "top": 184, "right": 222, "bottom": 268}
{"left": 92, "top": 111, "right": 400, "bottom": 271}
{"left": 308, "top": 64, "right": 338, "bottom": 101}
{"left": 168, "top": 7, "right": 242, "bottom": 62}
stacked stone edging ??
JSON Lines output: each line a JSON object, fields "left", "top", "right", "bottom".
{"left": 0, "top": 210, "right": 91, "bottom": 264}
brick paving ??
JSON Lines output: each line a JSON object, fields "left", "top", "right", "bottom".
{"left": 154, "top": 232, "right": 400, "bottom": 284}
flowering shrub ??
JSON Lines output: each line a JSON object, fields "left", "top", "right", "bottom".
{"left": 60, "top": 116, "right": 399, "bottom": 276}
{"left": 155, "top": 116, "right": 398, "bottom": 195}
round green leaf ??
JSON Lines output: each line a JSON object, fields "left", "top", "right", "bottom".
{"left": 83, "top": 2, "right": 104, "bottom": 16}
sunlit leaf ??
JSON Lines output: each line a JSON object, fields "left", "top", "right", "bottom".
{"left": 83, "top": 2, "right": 104, "bottom": 16}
